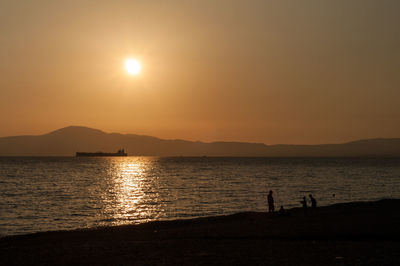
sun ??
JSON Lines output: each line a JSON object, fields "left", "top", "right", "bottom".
{"left": 125, "top": 59, "right": 141, "bottom": 75}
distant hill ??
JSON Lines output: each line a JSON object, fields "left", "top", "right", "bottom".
{"left": 0, "top": 126, "right": 400, "bottom": 157}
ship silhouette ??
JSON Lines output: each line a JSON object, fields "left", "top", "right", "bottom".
{"left": 76, "top": 149, "right": 127, "bottom": 157}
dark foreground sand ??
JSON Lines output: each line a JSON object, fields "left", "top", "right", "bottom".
{"left": 1, "top": 199, "right": 399, "bottom": 265}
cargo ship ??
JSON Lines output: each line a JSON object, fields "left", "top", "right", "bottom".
{"left": 76, "top": 149, "right": 128, "bottom": 157}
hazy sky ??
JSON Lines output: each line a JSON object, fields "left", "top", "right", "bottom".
{"left": 1, "top": 0, "right": 399, "bottom": 144}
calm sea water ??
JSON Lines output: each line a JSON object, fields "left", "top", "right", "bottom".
{"left": 0, "top": 157, "right": 399, "bottom": 236}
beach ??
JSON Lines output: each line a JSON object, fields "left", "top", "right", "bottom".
{"left": 1, "top": 199, "right": 399, "bottom": 265}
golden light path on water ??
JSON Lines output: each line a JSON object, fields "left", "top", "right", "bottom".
{"left": 101, "top": 157, "right": 165, "bottom": 226}
{"left": 1, "top": 157, "right": 400, "bottom": 236}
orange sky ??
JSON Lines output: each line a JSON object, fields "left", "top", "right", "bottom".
{"left": 1, "top": 1, "right": 399, "bottom": 144}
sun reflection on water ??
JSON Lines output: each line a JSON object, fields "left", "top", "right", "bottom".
{"left": 101, "top": 157, "right": 164, "bottom": 226}
{"left": 115, "top": 161, "right": 145, "bottom": 215}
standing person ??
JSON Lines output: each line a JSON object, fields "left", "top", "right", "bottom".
{"left": 300, "top": 196, "right": 308, "bottom": 216}
{"left": 300, "top": 196, "right": 307, "bottom": 209}
{"left": 309, "top": 194, "right": 317, "bottom": 208}
{"left": 267, "top": 190, "right": 275, "bottom": 212}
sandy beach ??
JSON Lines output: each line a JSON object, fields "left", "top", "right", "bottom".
{"left": 1, "top": 199, "right": 399, "bottom": 265}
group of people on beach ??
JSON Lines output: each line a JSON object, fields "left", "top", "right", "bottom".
{"left": 267, "top": 190, "right": 317, "bottom": 215}
{"left": 301, "top": 194, "right": 317, "bottom": 209}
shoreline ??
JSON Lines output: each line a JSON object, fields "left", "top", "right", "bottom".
{"left": 1, "top": 198, "right": 397, "bottom": 238}
{"left": 2, "top": 198, "right": 399, "bottom": 238}
{"left": 1, "top": 199, "right": 399, "bottom": 265}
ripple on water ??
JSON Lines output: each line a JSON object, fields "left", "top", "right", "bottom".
{"left": 0, "top": 157, "right": 400, "bottom": 235}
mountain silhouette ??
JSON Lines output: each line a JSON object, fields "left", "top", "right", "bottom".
{"left": 0, "top": 126, "right": 399, "bottom": 156}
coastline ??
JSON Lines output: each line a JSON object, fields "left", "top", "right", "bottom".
{"left": 1, "top": 199, "right": 399, "bottom": 265}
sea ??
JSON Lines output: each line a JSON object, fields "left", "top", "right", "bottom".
{"left": 1, "top": 156, "right": 399, "bottom": 236}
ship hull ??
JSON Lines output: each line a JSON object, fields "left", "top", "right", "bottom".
{"left": 76, "top": 152, "right": 127, "bottom": 157}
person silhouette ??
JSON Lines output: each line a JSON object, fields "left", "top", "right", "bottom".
{"left": 267, "top": 190, "right": 275, "bottom": 212}
{"left": 309, "top": 194, "right": 317, "bottom": 208}
{"left": 300, "top": 196, "right": 307, "bottom": 215}
{"left": 278, "top": 205, "right": 288, "bottom": 216}
{"left": 278, "top": 206, "right": 291, "bottom": 217}
{"left": 300, "top": 196, "right": 307, "bottom": 208}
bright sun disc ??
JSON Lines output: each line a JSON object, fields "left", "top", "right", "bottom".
{"left": 125, "top": 59, "right": 141, "bottom": 75}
